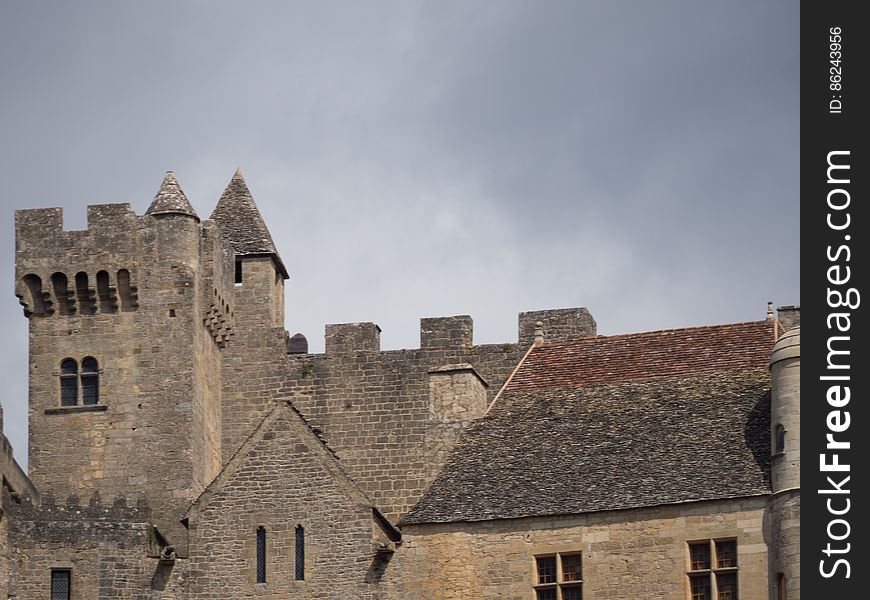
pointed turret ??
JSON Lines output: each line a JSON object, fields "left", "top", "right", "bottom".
{"left": 146, "top": 171, "right": 199, "bottom": 220}
{"left": 210, "top": 168, "right": 287, "bottom": 278}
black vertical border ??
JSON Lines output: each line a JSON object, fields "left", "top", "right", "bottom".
{"left": 802, "top": 1, "right": 868, "bottom": 597}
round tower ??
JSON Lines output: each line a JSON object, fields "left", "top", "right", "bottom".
{"left": 768, "top": 326, "right": 800, "bottom": 599}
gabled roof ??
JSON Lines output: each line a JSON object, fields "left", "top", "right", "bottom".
{"left": 146, "top": 171, "right": 199, "bottom": 220}
{"left": 403, "top": 321, "right": 776, "bottom": 525}
{"left": 209, "top": 169, "right": 288, "bottom": 278}
{"left": 184, "top": 400, "right": 399, "bottom": 540}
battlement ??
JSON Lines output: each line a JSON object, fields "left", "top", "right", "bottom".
{"left": 421, "top": 315, "right": 474, "bottom": 350}
{"left": 320, "top": 308, "right": 596, "bottom": 356}
{"left": 518, "top": 307, "right": 597, "bottom": 346}
{"left": 9, "top": 490, "right": 150, "bottom": 522}
{"left": 325, "top": 322, "right": 382, "bottom": 355}
{"left": 15, "top": 203, "right": 140, "bottom": 248}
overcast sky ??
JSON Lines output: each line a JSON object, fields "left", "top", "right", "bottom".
{"left": 0, "top": 1, "right": 799, "bottom": 468}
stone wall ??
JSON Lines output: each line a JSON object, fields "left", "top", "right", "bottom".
{"left": 187, "top": 405, "right": 392, "bottom": 600}
{"left": 220, "top": 310, "right": 596, "bottom": 522}
{"left": 4, "top": 491, "right": 186, "bottom": 599}
{"left": 388, "top": 497, "right": 770, "bottom": 600}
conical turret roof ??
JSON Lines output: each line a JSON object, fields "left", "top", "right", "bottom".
{"left": 210, "top": 169, "right": 287, "bottom": 278}
{"left": 146, "top": 171, "right": 199, "bottom": 219}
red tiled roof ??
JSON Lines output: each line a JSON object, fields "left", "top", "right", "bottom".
{"left": 507, "top": 320, "right": 777, "bottom": 392}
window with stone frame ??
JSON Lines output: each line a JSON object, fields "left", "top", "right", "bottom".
{"left": 534, "top": 553, "right": 583, "bottom": 600}
{"left": 51, "top": 569, "right": 71, "bottom": 600}
{"left": 687, "top": 539, "right": 738, "bottom": 600}
{"left": 58, "top": 357, "right": 101, "bottom": 406}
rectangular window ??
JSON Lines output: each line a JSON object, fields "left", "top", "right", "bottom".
{"left": 256, "top": 526, "right": 266, "bottom": 583}
{"left": 536, "top": 556, "right": 557, "bottom": 584}
{"left": 687, "top": 540, "right": 738, "bottom": 600}
{"left": 534, "top": 552, "right": 582, "bottom": 599}
{"left": 715, "top": 541, "right": 737, "bottom": 569}
{"left": 51, "top": 569, "right": 71, "bottom": 600}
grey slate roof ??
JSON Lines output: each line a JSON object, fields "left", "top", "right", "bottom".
{"left": 145, "top": 171, "right": 199, "bottom": 219}
{"left": 209, "top": 169, "right": 287, "bottom": 277}
{"left": 403, "top": 322, "right": 774, "bottom": 525}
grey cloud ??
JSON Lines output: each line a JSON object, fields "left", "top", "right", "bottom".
{"left": 0, "top": 0, "right": 798, "bottom": 468}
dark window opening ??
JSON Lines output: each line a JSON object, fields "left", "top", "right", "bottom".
{"left": 687, "top": 540, "right": 739, "bottom": 600}
{"left": 715, "top": 541, "right": 737, "bottom": 569}
{"left": 81, "top": 357, "right": 99, "bottom": 405}
{"left": 295, "top": 524, "right": 305, "bottom": 581}
{"left": 690, "top": 574, "right": 711, "bottom": 600}
{"left": 256, "top": 526, "right": 266, "bottom": 583}
{"left": 777, "top": 573, "right": 786, "bottom": 600}
{"left": 235, "top": 260, "right": 243, "bottom": 284}
{"left": 536, "top": 556, "right": 556, "bottom": 584}
{"left": 775, "top": 424, "right": 786, "bottom": 454}
{"left": 51, "top": 569, "right": 71, "bottom": 600}
{"left": 689, "top": 542, "right": 711, "bottom": 571}
{"left": 534, "top": 553, "right": 581, "bottom": 598}
{"left": 60, "top": 359, "right": 78, "bottom": 406}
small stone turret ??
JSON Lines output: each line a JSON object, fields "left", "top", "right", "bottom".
{"left": 210, "top": 170, "right": 291, "bottom": 464}
{"left": 768, "top": 326, "right": 800, "bottom": 599}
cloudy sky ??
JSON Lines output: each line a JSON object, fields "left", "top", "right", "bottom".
{"left": 0, "top": 1, "right": 798, "bottom": 467}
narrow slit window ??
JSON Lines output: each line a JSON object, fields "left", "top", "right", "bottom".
{"left": 256, "top": 526, "right": 266, "bottom": 583}
{"left": 60, "top": 359, "right": 78, "bottom": 406}
{"left": 235, "top": 260, "right": 243, "bottom": 284}
{"left": 81, "top": 357, "right": 99, "bottom": 405}
{"left": 775, "top": 424, "right": 786, "bottom": 454}
{"left": 295, "top": 524, "right": 305, "bottom": 581}
{"left": 51, "top": 569, "right": 71, "bottom": 600}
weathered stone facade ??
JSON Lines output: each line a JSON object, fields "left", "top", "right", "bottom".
{"left": 391, "top": 498, "right": 770, "bottom": 599}
{"left": 0, "top": 171, "right": 800, "bottom": 599}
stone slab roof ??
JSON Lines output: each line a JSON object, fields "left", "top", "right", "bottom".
{"left": 146, "top": 171, "right": 199, "bottom": 219}
{"left": 403, "top": 321, "right": 775, "bottom": 525}
{"left": 210, "top": 169, "right": 287, "bottom": 277}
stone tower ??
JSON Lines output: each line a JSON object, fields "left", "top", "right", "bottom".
{"left": 209, "top": 169, "right": 291, "bottom": 463}
{"left": 768, "top": 325, "right": 800, "bottom": 599}
{"left": 14, "top": 172, "right": 235, "bottom": 552}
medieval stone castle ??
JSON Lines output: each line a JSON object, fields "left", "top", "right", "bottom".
{"left": 0, "top": 171, "right": 799, "bottom": 599}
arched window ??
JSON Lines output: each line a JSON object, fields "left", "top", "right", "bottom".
{"left": 295, "top": 525, "right": 305, "bottom": 581}
{"left": 256, "top": 526, "right": 266, "bottom": 583}
{"left": 60, "top": 359, "right": 78, "bottom": 406}
{"left": 775, "top": 424, "right": 786, "bottom": 454}
{"left": 777, "top": 572, "right": 787, "bottom": 600}
{"left": 59, "top": 357, "right": 100, "bottom": 406}
{"left": 81, "top": 357, "right": 100, "bottom": 405}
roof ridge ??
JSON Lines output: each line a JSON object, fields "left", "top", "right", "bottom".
{"left": 538, "top": 319, "right": 773, "bottom": 348}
